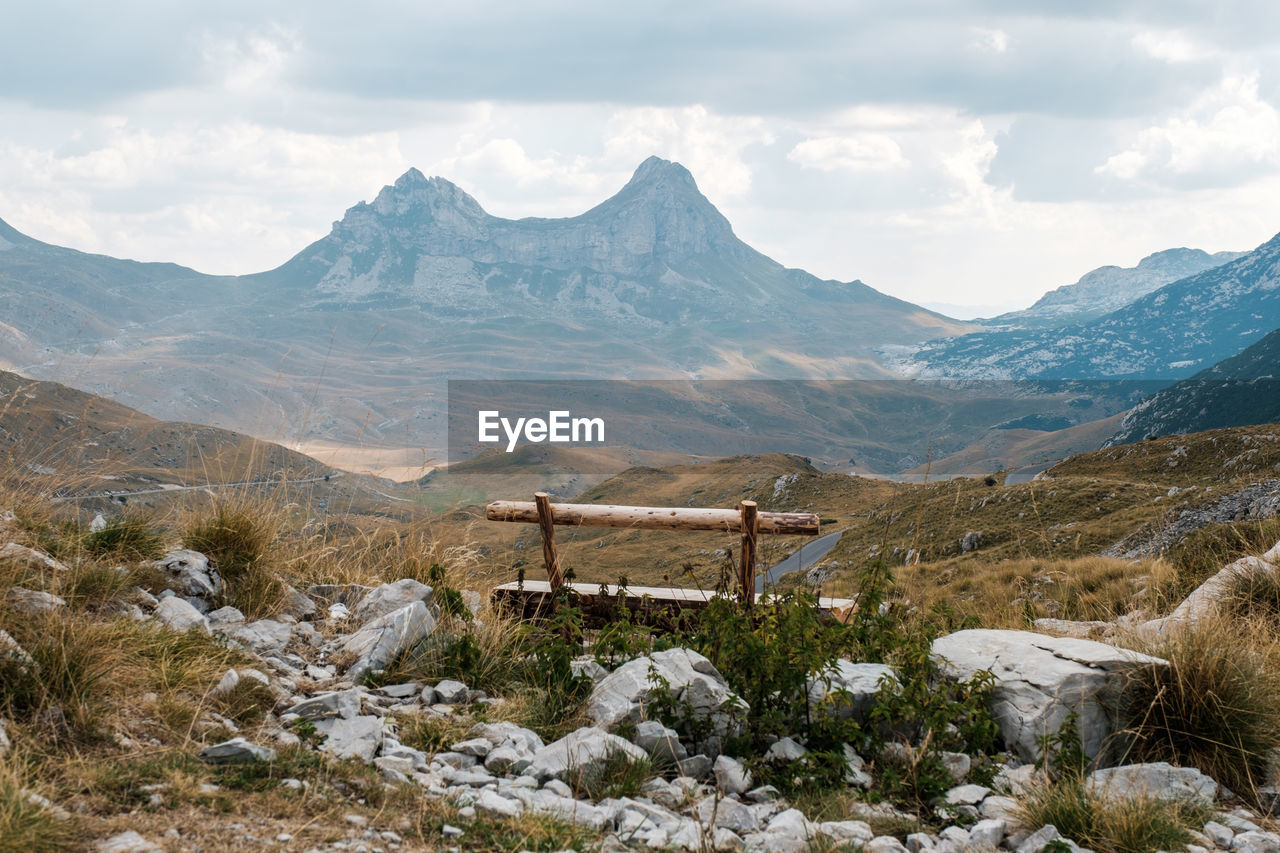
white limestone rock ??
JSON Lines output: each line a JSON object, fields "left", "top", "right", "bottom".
{"left": 1085, "top": 761, "right": 1218, "bottom": 808}
{"left": 931, "top": 629, "right": 1166, "bottom": 764}
{"left": 526, "top": 726, "right": 648, "bottom": 782}
{"left": 152, "top": 550, "right": 222, "bottom": 601}
{"left": 351, "top": 580, "right": 434, "bottom": 624}
{"left": 152, "top": 596, "right": 210, "bottom": 634}
{"left": 340, "top": 601, "right": 437, "bottom": 679}
{"left": 807, "top": 660, "right": 898, "bottom": 719}
{"left": 586, "top": 647, "right": 746, "bottom": 736}
{"left": 315, "top": 715, "right": 384, "bottom": 761}
{"left": 199, "top": 737, "right": 276, "bottom": 764}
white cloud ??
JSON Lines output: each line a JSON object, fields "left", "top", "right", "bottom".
{"left": 201, "top": 25, "right": 300, "bottom": 91}
{"left": 1097, "top": 74, "right": 1280, "bottom": 184}
{"left": 788, "top": 135, "right": 907, "bottom": 172}
{"left": 1131, "top": 30, "right": 1213, "bottom": 64}
{"left": 970, "top": 27, "right": 1009, "bottom": 54}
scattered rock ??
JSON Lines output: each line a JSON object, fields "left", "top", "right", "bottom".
{"left": 286, "top": 688, "right": 363, "bottom": 721}
{"left": 0, "top": 542, "right": 69, "bottom": 574}
{"left": 434, "top": 679, "right": 469, "bottom": 704}
{"left": 352, "top": 579, "right": 434, "bottom": 624}
{"left": 960, "top": 531, "right": 982, "bottom": 552}
{"left": 198, "top": 738, "right": 276, "bottom": 764}
{"left": 277, "top": 582, "right": 318, "bottom": 619}
{"left": 226, "top": 619, "right": 293, "bottom": 655}
{"left": 152, "top": 550, "right": 222, "bottom": 601}
{"left": 1085, "top": 761, "right": 1218, "bottom": 808}
{"left": 714, "top": 754, "right": 753, "bottom": 795}
{"left": 807, "top": 660, "right": 898, "bottom": 719}
{"left": 315, "top": 715, "right": 384, "bottom": 761}
{"left": 7, "top": 587, "right": 66, "bottom": 613}
{"left": 932, "top": 629, "right": 1166, "bottom": 764}
{"left": 96, "top": 831, "right": 163, "bottom": 853}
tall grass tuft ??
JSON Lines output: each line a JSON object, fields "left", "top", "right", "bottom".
{"left": 1122, "top": 617, "right": 1280, "bottom": 800}
{"left": 1016, "top": 775, "right": 1208, "bottom": 853}
{"left": 82, "top": 511, "right": 164, "bottom": 562}
{"left": 183, "top": 499, "right": 283, "bottom": 617}
{"left": 0, "top": 765, "right": 81, "bottom": 853}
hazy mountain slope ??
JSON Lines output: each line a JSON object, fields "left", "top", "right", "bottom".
{"left": 0, "top": 367, "right": 334, "bottom": 495}
{"left": 1106, "top": 327, "right": 1280, "bottom": 445}
{"left": 907, "top": 232, "right": 1280, "bottom": 380}
{"left": 983, "top": 247, "right": 1244, "bottom": 329}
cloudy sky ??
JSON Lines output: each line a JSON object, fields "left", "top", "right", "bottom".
{"left": 3, "top": 1, "right": 1280, "bottom": 316}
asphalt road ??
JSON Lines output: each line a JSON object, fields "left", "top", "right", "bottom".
{"left": 756, "top": 528, "right": 845, "bottom": 594}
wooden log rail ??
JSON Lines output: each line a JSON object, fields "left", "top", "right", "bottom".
{"left": 486, "top": 493, "right": 819, "bottom": 606}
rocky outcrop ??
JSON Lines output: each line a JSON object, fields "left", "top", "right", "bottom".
{"left": 340, "top": 600, "right": 437, "bottom": 679}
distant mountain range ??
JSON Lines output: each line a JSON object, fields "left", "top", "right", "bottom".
{"left": 3, "top": 156, "right": 1279, "bottom": 473}
{"left": 904, "top": 232, "right": 1280, "bottom": 381}
{"left": 981, "top": 247, "right": 1245, "bottom": 329}
{"left": 0, "top": 158, "right": 970, "bottom": 457}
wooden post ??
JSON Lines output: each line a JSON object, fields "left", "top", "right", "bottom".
{"left": 534, "top": 492, "right": 564, "bottom": 591}
{"left": 739, "top": 500, "right": 758, "bottom": 606}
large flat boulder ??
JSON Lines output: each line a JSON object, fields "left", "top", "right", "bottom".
{"left": 351, "top": 580, "right": 434, "bottom": 623}
{"left": 931, "top": 629, "right": 1165, "bottom": 765}
{"left": 586, "top": 647, "right": 746, "bottom": 736}
{"left": 1085, "top": 762, "right": 1218, "bottom": 807}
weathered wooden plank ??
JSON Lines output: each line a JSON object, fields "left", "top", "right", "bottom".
{"left": 489, "top": 579, "right": 855, "bottom": 626}
{"left": 486, "top": 500, "right": 819, "bottom": 535}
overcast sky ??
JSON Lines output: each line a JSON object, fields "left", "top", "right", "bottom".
{"left": 3, "top": 1, "right": 1280, "bottom": 316}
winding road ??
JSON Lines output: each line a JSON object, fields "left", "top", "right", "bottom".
{"left": 756, "top": 528, "right": 845, "bottom": 594}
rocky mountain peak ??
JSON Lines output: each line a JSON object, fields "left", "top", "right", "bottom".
{"left": 369, "top": 168, "right": 487, "bottom": 222}
{"left": 624, "top": 156, "right": 699, "bottom": 193}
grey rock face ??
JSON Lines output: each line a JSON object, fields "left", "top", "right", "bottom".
{"left": 198, "top": 737, "right": 276, "bottom": 764}
{"left": 586, "top": 647, "right": 745, "bottom": 736}
{"left": 526, "top": 726, "right": 649, "bottom": 782}
{"left": 932, "top": 629, "right": 1165, "bottom": 764}
{"left": 960, "top": 531, "right": 982, "bottom": 552}
{"left": 340, "top": 600, "right": 437, "bottom": 679}
{"left": 633, "top": 719, "right": 687, "bottom": 764}
{"left": 434, "top": 679, "right": 469, "bottom": 704}
{"left": 351, "top": 580, "right": 434, "bottom": 624}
